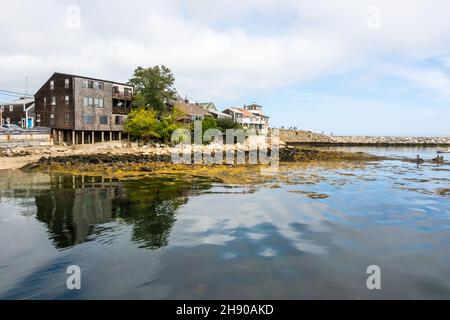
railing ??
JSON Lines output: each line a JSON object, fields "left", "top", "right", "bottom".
{"left": 112, "top": 92, "right": 133, "bottom": 100}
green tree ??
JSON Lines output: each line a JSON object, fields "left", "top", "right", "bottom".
{"left": 216, "top": 117, "right": 242, "bottom": 131}
{"left": 129, "top": 65, "right": 177, "bottom": 113}
{"left": 155, "top": 112, "right": 181, "bottom": 142}
{"left": 125, "top": 108, "right": 160, "bottom": 141}
{"left": 195, "top": 117, "right": 218, "bottom": 135}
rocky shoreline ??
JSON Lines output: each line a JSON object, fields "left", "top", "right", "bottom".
{"left": 0, "top": 138, "right": 447, "bottom": 172}
{"left": 18, "top": 144, "right": 387, "bottom": 177}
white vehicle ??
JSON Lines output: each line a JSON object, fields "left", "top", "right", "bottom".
{"left": 1, "top": 124, "right": 25, "bottom": 132}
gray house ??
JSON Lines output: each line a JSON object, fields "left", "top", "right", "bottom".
{"left": 34, "top": 72, "right": 133, "bottom": 144}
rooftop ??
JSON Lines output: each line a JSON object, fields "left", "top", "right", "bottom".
{"left": 53, "top": 72, "right": 133, "bottom": 87}
{"left": 0, "top": 97, "right": 34, "bottom": 106}
{"left": 173, "top": 101, "right": 212, "bottom": 116}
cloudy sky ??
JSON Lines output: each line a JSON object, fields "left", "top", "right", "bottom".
{"left": 1, "top": 0, "right": 450, "bottom": 135}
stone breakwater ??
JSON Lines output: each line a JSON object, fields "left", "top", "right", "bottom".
{"left": 275, "top": 129, "right": 450, "bottom": 145}
{"left": 329, "top": 136, "right": 450, "bottom": 145}
{"left": 276, "top": 129, "right": 332, "bottom": 143}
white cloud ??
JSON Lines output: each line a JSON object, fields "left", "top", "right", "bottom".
{"left": 392, "top": 67, "right": 450, "bottom": 100}
{"left": 1, "top": 0, "right": 450, "bottom": 102}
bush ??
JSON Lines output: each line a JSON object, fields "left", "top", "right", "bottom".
{"left": 216, "top": 117, "right": 242, "bottom": 131}
{"left": 125, "top": 108, "right": 159, "bottom": 141}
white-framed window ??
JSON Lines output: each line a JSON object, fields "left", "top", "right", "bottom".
{"left": 50, "top": 80, "right": 54, "bottom": 90}
{"left": 65, "top": 95, "right": 70, "bottom": 105}
{"left": 65, "top": 78, "right": 70, "bottom": 89}
{"left": 99, "top": 98, "right": 104, "bottom": 108}
{"left": 0, "top": 106, "right": 4, "bottom": 112}
{"left": 94, "top": 98, "right": 99, "bottom": 107}
{"left": 6, "top": 118, "right": 10, "bottom": 124}
{"left": 36, "top": 114, "right": 41, "bottom": 122}
{"left": 51, "top": 97, "right": 56, "bottom": 105}
{"left": 50, "top": 114, "right": 54, "bottom": 119}
{"left": 83, "top": 96, "right": 88, "bottom": 107}
{"left": 9, "top": 105, "right": 13, "bottom": 112}
{"left": 88, "top": 97, "right": 93, "bottom": 106}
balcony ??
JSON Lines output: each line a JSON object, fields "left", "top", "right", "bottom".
{"left": 112, "top": 92, "right": 133, "bottom": 100}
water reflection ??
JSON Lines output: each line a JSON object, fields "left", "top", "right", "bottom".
{"left": 0, "top": 148, "right": 449, "bottom": 299}
{"left": 6, "top": 173, "right": 213, "bottom": 250}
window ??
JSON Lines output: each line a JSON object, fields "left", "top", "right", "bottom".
{"left": 83, "top": 80, "right": 95, "bottom": 89}
{"left": 65, "top": 95, "right": 70, "bottom": 105}
{"left": 95, "top": 82, "right": 104, "bottom": 90}
{"left": 115, "top": 116, "right": 124, "bottom": 125}
{"left": 113, "top": 86, "right": 119, "bottom": 94}
{"left": 65, "top": 78, "right": 70, "bottom": 89}
{"left": 6, "top": 118, "right": 10, "bottom": 124}
{"left": 64, "top": 113, "right": 71, "bottom": 123}
{"left": 84, "top": 96, "right": 94, "bottom": 107}
{"left": 50, "top": 114, "right": 54, "bottom": 119}
{"left": 99, "top": 116, "right": 108, "bottom": 124}
{"left": 94, "top": 98, "right": 99, "bottom": 107}
{"left": 51, "top": 97, "right": 56, "bottom": 106}
{"left": 9, "top": 105, "right": 13, "bottom": 112}
{"left": 124, "top": 88, "right": 132, "bottom": 96}
{"left": 1, "top": 106, "right": 4, "bottom": 112}
{"left": 36, "top": 114, "right": 41, "bottom": 122}
{"left": 99, "top": 98, "right": 104, "bottom": 108}
{"left": 84, "top": 115, "right": 93, "bottom": 124}
{"left": 44, "top": 97, "right": 47, "bottom": 106}
{"left": 50, "top": 80, "right": 54, "bottom": 90}
{"left": 21, "top": 118, "right": 26, "bottom": 127}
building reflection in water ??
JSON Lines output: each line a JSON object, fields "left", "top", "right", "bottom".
{"left": 30, "top": 173, "right": 212, "bottom": 250}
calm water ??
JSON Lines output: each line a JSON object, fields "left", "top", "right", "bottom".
{"left": 0, "top": 147, "right": 449, "bottom": 299}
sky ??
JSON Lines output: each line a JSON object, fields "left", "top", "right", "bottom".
{"left": 1, "top": 0, "right": 450, "bottom": 136}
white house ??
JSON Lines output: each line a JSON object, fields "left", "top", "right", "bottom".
{"left": 223, "top": 103, "right": 269, "bottom": 134}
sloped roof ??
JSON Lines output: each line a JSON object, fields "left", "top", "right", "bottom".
{"left": 209, "top": 110, "right": 232, "bottom": 118}
{"left": 198, "top": 102, "right": 217, "bottom": 111}
{"left": 173, "top": 101, "right": 212, "bottom": 116}
{"left": 224, "top": 108, "right": 258, "bottom": 118}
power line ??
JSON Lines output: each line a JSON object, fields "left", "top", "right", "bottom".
{"left": 0, "top": 89, "right": 33, "bottom": 97}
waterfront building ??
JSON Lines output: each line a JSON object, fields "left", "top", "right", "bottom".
{"left": 34, "top": 72, "right": 133, "bottom": 144}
